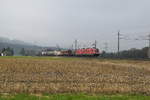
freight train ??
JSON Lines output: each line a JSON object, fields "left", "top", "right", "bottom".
{"left": 41, "top": 48, "right": 100, "bottom": 57}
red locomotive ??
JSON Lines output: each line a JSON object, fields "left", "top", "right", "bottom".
{"left": 75, "top": 48, "right": 100, "bottom": 56}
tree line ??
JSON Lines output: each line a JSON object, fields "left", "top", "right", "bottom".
{"left": 0, "top": 47, "right": 14, "bottom": 56}
{"left": 20, "top": 48, "right": 38, "bottom": 56}
{"left": 0, "top": 47, "right": 38, "bottom": 56}
{"left": 100, "top": 47, "right": 149, "bottom": 59}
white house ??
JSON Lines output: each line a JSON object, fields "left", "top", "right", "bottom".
{"left": 0, "top": 53, "right": 6, "bottom": 56}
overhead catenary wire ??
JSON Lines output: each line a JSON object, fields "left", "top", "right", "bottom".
{"left": 129, "top": 33, "right": 150, "bottom": 59}
{"left": 117, "top": 31, "right": 136, "bottom": 56}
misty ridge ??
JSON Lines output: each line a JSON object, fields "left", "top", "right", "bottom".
{"left": 0, "top": 37, "right": 32, "bottom": 45}
{"left": 0, "top": 36, "right": 57, "bottom": 55}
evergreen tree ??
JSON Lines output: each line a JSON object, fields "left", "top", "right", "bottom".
{"left": 20, "top": 48, "right": 26, "bottom": 56}
{"left": 1, "top": 47, "right": 14, "bottom": 56}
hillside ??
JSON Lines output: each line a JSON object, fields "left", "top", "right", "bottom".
{"left": 0, "top": 37, "right": 51, "bottom": 55}
{"left": 0, "top": 42, "right": 42, "bottom": 55}
{"left": 0, "top": 37, "right": 31, "bottom": 45}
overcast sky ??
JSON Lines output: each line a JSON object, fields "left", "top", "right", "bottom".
{"left": 0, "top": 0, "right": 150, "bottom": 52}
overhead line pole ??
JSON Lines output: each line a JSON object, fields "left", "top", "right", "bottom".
{"left": 104, "top": 42, "right": 108, "bottom": 52}
{"left": 94, "top": 40, "right": 97, "bottom": 48}
{"left": 71, "top": 44, "right": 74, "bottom": 50}
{"left": 75, "top": 40, "right": 77, "bottom": 50}
{"left": 148, "top": 34, "right": 150, "bottom": 59}
{"left": 134, "top": 33, "right": 150, "bottom": 59}
{"left": 118, "top": 31, "right": 120, "bottom": 56}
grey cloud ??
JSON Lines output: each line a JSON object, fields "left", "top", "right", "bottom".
{"left": 0, "top": 0, "right": 150, "bottom": 51}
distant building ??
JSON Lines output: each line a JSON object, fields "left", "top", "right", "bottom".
{"left": 0, "top": 53, "right": 6, "bottom": 56}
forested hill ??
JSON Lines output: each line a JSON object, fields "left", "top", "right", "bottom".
{"left": 0, "top": 42, "right": 43, "bottom": 55}
{"left": 0, "top": 37, "right": 43, "bottom": 55}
